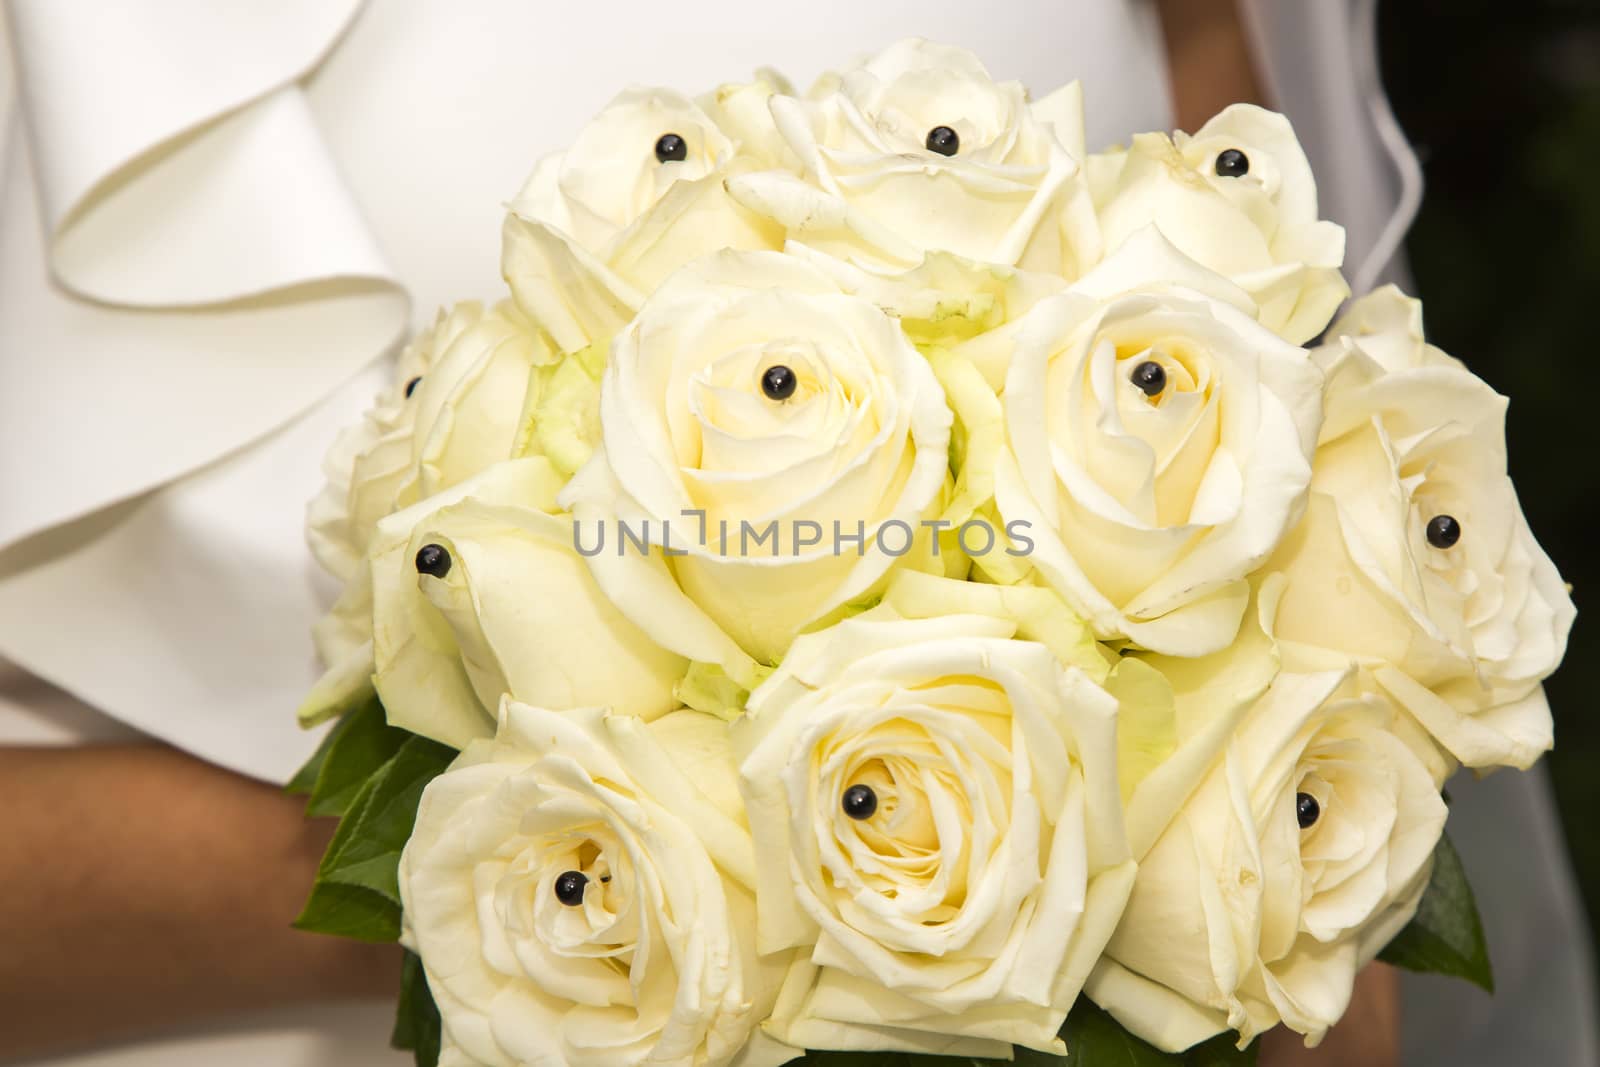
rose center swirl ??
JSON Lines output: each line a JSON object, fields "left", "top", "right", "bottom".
{"left": 812, "top": 707, "right": 1014, "bottom": 923}
{"left": 507, "top": 830, "right": 637, "bottom": 965}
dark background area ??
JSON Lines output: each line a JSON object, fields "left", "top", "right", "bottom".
{"left": 1379, "top": 0, "right": 1600, "bottom": 967}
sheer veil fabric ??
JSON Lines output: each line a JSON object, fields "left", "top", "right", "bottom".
{"left": 1244, "top": 5, "right": 1598, "bottom": 1064}
{"left": 0, "top": 1, "right": 1592, "bottom": 1065}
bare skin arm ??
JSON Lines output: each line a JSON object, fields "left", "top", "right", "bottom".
{"left": 0, "top": 744, "right": 397, "bottom": 1063}
{"left": 1157, "top": 4, "right": 1402, "bottom": 1065}
{"left": 1156, "top": 0, "right": 1265, "bottom": 132}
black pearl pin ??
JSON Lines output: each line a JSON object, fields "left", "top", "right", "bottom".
{"left": 1215, "top": 148, "right": 1250, "bottom": 177}
{"left": 654, "top": 133, "right": 687, "bottom": 163}
{"left": 404, "top": 376, "right": 422, "bottom": 398}
{"left": 1296, "top": 792, "right": 1321, "bottom": 829}
{"left": 761, "top": 364, "right": 797, "bottom": 401}
{"left": 1131, "top": 360, "right": 1167, "bottom": 397}
{"left": 842, "top": 784, "right": 878, "bottom": 820}
{"left": 925, "top": 125, "right": 959, "bottom": 157}
{"left": 554, "top": 870, "right": 588, "bottom": 906}
{"left": 1426, "top": 515, "right": 1462, "bottom": 549}
{"left": 415, "top": 543, "right": 452, "bottom": 578}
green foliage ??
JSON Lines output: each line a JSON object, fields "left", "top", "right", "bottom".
{"left": 293, "top": 732, "right": 455, "bottom": 942}
{"left": 284, "top": 705, "right": 343, "bottom": 795}
{"left": 392, "top": 950, "right": 442, "bottom": 1067}
{"left": 289, "top": 700, "right": 453, "bottom": 1056}
{"left": 1379, "top": 832, "right": 1494, "bottom": 992}
{"left": 1059, "top": 1002, "right": 1255, "bottom": 1067}
{"left": 287, "top": 697, "right": 414, "bottom": 817}
{"left": 794, "top": 1051, "right": 993, "bottom": 1066}
{"left": 790, "top": 1000, "right": 1255, "bottom": 1067}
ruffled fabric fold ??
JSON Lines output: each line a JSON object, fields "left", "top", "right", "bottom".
{"left": 0, "top": 1, "right": 406, "bottom": 778}
{"left": 0, "top": 0, "right": 407, "bottom": 546}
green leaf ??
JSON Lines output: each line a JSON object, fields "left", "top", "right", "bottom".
{"left": 1061, "top": 1001, "right": 1254, "bottom": 1067}
{"left": 1378, "top": 831, "right": 1494, "bottom": 992}
{"left": 786, "top": 1000, "right": 1254, "bottom": 1067}
{"left": 792, "top": 1054, "right": 993, "bottom": 1066}
{"left": 293, "top": 881, "right": 400, "bottom": 943}
{"left": 291, "top": 697, "right": 416, "bottom": 818}
{"left": 294, "top": 734, "right": 456, "bottom": 941}
{"left": 392, "top": 950, "right": 442, "bottom": 1067}
{"left": 284, "top": 707, "right": 346, "bottom": 796}
{"left": 320, "top": 735, "right": 455, "bottom": 903}
{"left": 1182, "top": 1034, "right": 1260, "bottom": 1067}
{"left": 306, "top": 698, "right": 411, "bottom": 818}
{"left": 294, "top": 760, "right": 402, "bottom": 940}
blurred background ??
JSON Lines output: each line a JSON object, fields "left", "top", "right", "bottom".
{"left": 1380, "top": 0, "right": 1600, "bottom": 980}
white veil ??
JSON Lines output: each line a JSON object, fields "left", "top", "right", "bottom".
{"left": 1246, "top": 2, "right": 1599, "bottom": 1062}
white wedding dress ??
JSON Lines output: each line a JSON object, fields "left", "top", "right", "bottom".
{"left": 0, "top": 2, "right": 1591, "bottom": 1064}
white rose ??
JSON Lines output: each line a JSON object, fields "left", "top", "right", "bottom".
{"left": 729, "top": 38, "right": 1097, "bottom": 275}
{"left": 1267, "top": 288, "right": 1574, "bottom": 769}
{"left": 400, "top": 702, "right": 795, "bottom": 1067}
{"left": 1092, "top": 105, "right": 1348, "bottom": 344}
{"left": 1089, "top": 661, "right": 1446, "bottom": 1051}
{"left": 560, "top": 250, "right": 952, "bottom": 676}
{"left": 308, "top": 302, "right": 484, "bottom": 587}
{"left": 301, "top": 301, "right": 548, "bottom": 725}
{"left": 514, "top": 86, "right": 743, "bottom": 251}
{"left": 503, "top": 84, "right": 788, "bottom": 354}
{"left": 368, "top": 458, "right": 685, "bottom": 750}
{"left": 736, "top": 610, "right": 1136, "bottom": 1057}
{"left": 778, "top": 241, "right": 1065, "bottom": 384}
{"left": 697, "top": 70, "right": 801, "bottom": 171}
{"left": 776, "top": 243, "right": 1068, "bottom": 585}
{"left": 994, "top": 229, "right": 1323, "bottom": 657}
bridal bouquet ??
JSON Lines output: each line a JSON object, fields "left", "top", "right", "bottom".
{"left": 290, "top": 38, "right": 1573, "bottom": 1066}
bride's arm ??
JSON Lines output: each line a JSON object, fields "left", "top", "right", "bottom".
{"left": 1155, "top": 0, "right": 1264, "bottom": 131}
{"left": 0, "top": 744, "right": 397, "bottom": 1062}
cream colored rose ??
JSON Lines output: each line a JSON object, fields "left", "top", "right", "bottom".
{"left": 513, "top": 87, "right": 736, "bottom": 249}
{"left": 780, "top": 241, "right": 1065, "bottom": 382}
{"left": 368, "top": 458, "right": 685, "bottom": 750}
{"left": 400, "top": 702, "right": 794, "bottom": 1067}
{"left": 503, "top": 84, "right": 787, "bottom": 355}
{"left": 308, "top": 302, "right": 483, "bottom": 587}
{"left": 1089, "top": 664, "right": 1446, "bottom": 1051}
{"left": 560, "top": 250, "right": 952, "bottom": 677}
{"left": 736, "top": 611, "right": 1135, "bottom": 1057}
{"left": 779, "top": 243, "right": 1068, "bottom": 584}
{"left": 1267, "top": 288, "right": 1574, "bottom": 770}
{"left": 1092, "top": 105, "right": 1347, "bottom": 344}
{"left": 728, "top": 38, "right": 1097, "bottom": 275}
{"left": 994, "top": 229, "right": 1323, "bottom": 657}
{"left": 697, "top": 70, "right": 800, "bottom": 171}
{"left": 301, "top": 301, "right": 549, "bottom": 725}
